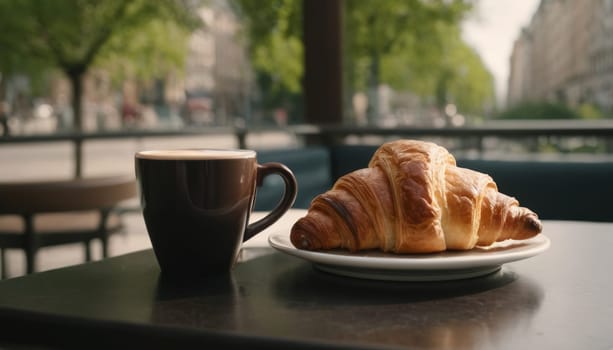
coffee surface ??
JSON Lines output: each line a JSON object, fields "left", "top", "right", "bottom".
{"left": 136, "top": 149, "right": 255, "bottom": 160}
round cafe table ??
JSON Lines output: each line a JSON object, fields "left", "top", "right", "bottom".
{"left": 0, "top": 209, "right": 612, "bottom": 350}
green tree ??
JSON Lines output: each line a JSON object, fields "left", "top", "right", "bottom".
{"left": 344, "top": 0, "right": 476, "bottom": 121}
{"left": 497, "top": 102, "right": 579, "bottom": 119}
{"left": 232, "top": 0, "right": 303, "bottom": 120}
{"left": 233, "top": 0, "right": 490, "bottom": 123}
{"left": 577, "top": 103, "right": 604, "bottom": 119}
{"left": 378, "top": 20, "right": 494, "bottom": 117}
{"left": 426, "top": 23, "right": 495, "bottom": 116}
{"left": 0, "top": 0, "right": 201, "bottom": 131}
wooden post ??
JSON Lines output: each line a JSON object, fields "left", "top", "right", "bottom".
{"left": 303, "top": 0, "right": 343, "bottom": 125}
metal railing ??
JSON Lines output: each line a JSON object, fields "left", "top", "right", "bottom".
{"left": 2, "top": 119, "right": 613, "bottom": 177}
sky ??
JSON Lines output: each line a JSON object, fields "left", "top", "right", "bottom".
{"left": 462, "top": 0, "right": 541, "bottom": 106}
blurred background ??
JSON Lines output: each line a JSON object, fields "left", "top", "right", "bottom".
{"left": 1, "top": 1, "right": 612, "bottom": 155}
{"left": 1, "top": 0, "right": 613, "bottom": 276}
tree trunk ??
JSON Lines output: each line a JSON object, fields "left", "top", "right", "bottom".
{"left": 366, "top": 52, "right": 380, "bottom": 123}
{"left": 67, "top": 67, "right": 85, "bottom": 132}
{"left": 66, "top": 65, "right": 86, "bottom": 178}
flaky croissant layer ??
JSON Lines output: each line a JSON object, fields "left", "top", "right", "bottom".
{"left": 290, "top": 140, "right": 543, "bottom": 254}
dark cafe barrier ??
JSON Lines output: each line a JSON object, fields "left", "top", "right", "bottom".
{"left": 1, "top": 120, "right": 613, "bottom": 178}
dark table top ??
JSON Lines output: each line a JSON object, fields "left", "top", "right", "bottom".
{"left": 0, "top": 216, "right": 612, "bottom": 349}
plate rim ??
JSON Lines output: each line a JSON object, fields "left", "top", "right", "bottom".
{"left": 314, "top": 263, "right": 503, "bottom": 282}
{"left": 268, "top": 232, "right": 551, "bottom": 271}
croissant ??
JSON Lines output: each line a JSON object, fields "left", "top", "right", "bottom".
{"left": 290, "top": 140, "right": 542, "bottom": 253}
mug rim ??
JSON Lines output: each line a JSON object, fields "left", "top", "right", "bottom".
{"left": 135, "top": 148, "right": 256, "bottom": 160}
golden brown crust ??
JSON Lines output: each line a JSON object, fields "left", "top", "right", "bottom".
{"left": 369, "top": 140, "right": 452, "bottom": 253}
{"left": 441, "top": 167, "right": 490, "bottom": 250}
{"left": 290, "top": 139, "right": 543, "bottom": 253}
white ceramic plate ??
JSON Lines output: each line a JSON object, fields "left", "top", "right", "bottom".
{"left": 268, "top": 232, "right": 550, "bottom": 282}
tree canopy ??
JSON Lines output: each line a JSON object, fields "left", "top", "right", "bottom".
{"left": 233, "top": 0, "right": 493, "bottom": 123}
{"left": 231, "top": 0, "right": 303, "bottom": 117}
{"left": 0, "top": 0, "right": 201, "bottom": 130}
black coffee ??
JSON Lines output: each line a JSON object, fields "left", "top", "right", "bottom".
{"left": 136, "top": 150, "right": 258, "bottom": 278}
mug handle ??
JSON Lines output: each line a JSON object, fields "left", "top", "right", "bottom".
{"left": 243, "top": 162, "right": 298, "bottom": 241}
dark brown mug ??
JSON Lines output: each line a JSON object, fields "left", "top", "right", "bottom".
{"left": 135, "top": 149, "right": 297, "bottom": 279}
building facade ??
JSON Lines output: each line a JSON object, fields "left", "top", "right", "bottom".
{"left": 507, "top": 0, "right": 613, "bottom": 112}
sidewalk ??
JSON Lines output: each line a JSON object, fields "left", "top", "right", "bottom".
{"left": 0, "top": 131, "right": 299, "bottom": 181}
